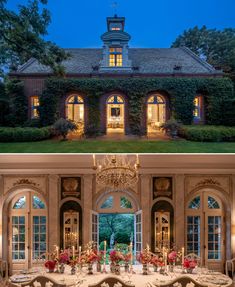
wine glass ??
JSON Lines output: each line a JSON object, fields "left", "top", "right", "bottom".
{"left": 127, "top": 269, "right": 133, "bottom": 284}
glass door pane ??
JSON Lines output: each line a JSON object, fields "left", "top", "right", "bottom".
{"left": 12, "top": 216, "right": 26, "bottom": 260}
{"left": 186, "top": 216, "right": 200, "bottom": 256}
{"left": 64, "top": 211, "right": 79, "bottom": 250}
{"left": 91, "top": 211, "right": 99, "bottom": 249}
{"left": 207, "top": 216, "right": 221, "bottom": 260}
{"left": 135, "top": 210, "right": 142, "bottom": 254}
{"left": 33, "top": 216, "right": 47, "bottom": 260}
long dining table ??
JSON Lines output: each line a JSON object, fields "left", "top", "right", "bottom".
{"left": 9, "top": 265, "right": 233, "bottom": 287}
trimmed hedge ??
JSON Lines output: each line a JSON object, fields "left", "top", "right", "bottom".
{"left": 179, "top": 125, "right": 235, "bottom": 142}
{"left": 0, "top": 127, "right": 52, "bottom": 142}
{"left": 39, "top": 77, "right": 235, "bottom": 135}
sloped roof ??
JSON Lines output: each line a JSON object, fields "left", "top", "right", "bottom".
{"left": 16, "top": 47, "right": 221, "bottom": 76}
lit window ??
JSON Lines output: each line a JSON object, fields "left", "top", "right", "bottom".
{"left": 31, "top": 96, "right": 39, "bottom": 119}
{"left": 109, "top": 47, "right": 123, "bottom": 67}
{"left": 193, "top": 96, "right": 203, "bottom": 120}
{"left": 66, "top": 95, "right": 84, "bottom": 123}
{"left": 110, "top": 23, "right": 122, "bottom": 31}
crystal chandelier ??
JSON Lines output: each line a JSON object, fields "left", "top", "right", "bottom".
{"left": 93, "top": 154, "right": 140, "bottom": 190}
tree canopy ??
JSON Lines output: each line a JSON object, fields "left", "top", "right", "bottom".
{"left": 172, "top": 26, "right": 235, "bottom": 79}
{"left": 0, "top": 0, "right": 69, "bottom": 77}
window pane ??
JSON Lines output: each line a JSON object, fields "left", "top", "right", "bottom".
{"left": 12, "top": 216, "right": 25, "bottom": 260}
{"left": 208, "top": 196, "right": 220, "bottom": 209}
{"left": 120, "top": 197, "right": 132, "bottom": 209}
{"left": 101, "top": 196, "right": 113, "bottom": 209}
{"left": 188, "top": 196, "right": 200, "bottom": 209}
{"left": 33, "top": 196, "right": 45, "bottom": 209}
{"left": 13, "top": 197, "right": 26, "bottom": 209}
{"left": 33, "top": 216, "right": 47, "bottom": 260}
{"left": 207, "top": 216, "right": 221, "bottom": 260}
{"left": 187, "top": 216, "right": 200, "bottom": 256}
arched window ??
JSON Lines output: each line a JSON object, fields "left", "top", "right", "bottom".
{"left": 193, "top": 96, "right": 203, "bottom": 122}
{"left": 106, "top": 95, "right": 125, "bottom": 132}
{"left": 98, "top": 193, "right": 135, "bottom": 213}
{"left": 9, "top": 192, "right": 47, "bottom": 272}
{"left": 186, "top": 192, "right": 223, "bottom": 267}
{"left": 66, "top": 95, "right": 84, "bottom": 123}
{"left": 147, "top": 94, "right": 166, "bottom": 132}
{"left": 30, "top": 96, "right": 39, "bottom": 119}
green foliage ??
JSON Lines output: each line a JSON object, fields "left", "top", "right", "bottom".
{"left": 0, "top": 126, "right": 51, "bottom": 142}
{"left": 40, "top": 77, "right": 234, "bottom": 135}
{"left": 99, "top": 214, "right": 134, "bottom": 247}
{"left": 5, "top": 79, "right": 28, "bottom": 126}
{"left": 179, "top": 125, "right": 235, "bottom": 142}
{"left": 53, "top": 118, "right": 77, "bottom": 140}
{"left": 160, "top": 117, "right": 182, "bottom": 137}
{"left": 172, "top": 26, "right": 235, "bottom": 76}
{"left": 0, "top": 81, "right": 8, "bottom": 125}
{"left": 0, "top": 0, "right": 69, "bottom": 77}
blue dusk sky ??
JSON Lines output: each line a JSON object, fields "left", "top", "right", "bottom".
{"left": 7, "top": 0, "right": 235, "bottom": 48}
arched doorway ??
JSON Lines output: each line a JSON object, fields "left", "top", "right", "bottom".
{"left": 92, "top": 191, "right": 142, "bottom": 254}
{"left": 151, "top": 200, "right": 174, "bottom": 253}
{"left": 106, "top": 95, "right": 125, "bottom": 134}
{"left": 8, "top": 191, "right": 47, "bottom": 273}
{"left": 60, "top": 201, "right": 82, "bottom": 252}
{"left": 65, "top": 94, "right": 84, "bottom": 133}
{"left": 186, "top": 191, "right": 225, "bottom": 271}
{"left": 147, "top": 94, "right": 166, "bottom": 133}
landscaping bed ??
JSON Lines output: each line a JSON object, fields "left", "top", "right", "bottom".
{"left": 179, "top": 125, "right": 235, "bottom": 142}
{"left": 0, "top": 127, "right": 52, "bottom": 142}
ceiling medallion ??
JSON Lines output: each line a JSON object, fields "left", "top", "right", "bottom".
{"left": 93, "top": 154, "right": 140, "bottom": 191}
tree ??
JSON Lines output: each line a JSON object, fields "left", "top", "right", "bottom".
{"left": 0, "top": 0, "right": 69, "bottom": 77}
{"left": 172, "top": 26, "right": 235, "bottom": 80}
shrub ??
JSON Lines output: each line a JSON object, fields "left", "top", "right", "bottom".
{"left": 179, "top": 125, "right": 235, "bottom": 142}
{"left": 53, "top": 118, "right": 77, "bottom": 140}
{"left": 0, "top": 127, "right": 52, "bottom": 142}
{"left": 160, "top": 117, "right": 182, "bottom": 138}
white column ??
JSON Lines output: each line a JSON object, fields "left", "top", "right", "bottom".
{"left": 174, "top": 174, "right": 185, "bottom": 249}
{"left": 140, "top": 174, "right": 151, "bottom": 249}
{"left": 83, "top": 175, "right": 93, "bottom": 244}
{"left": 48, "top": 175, "right": 59, "bottom": 252}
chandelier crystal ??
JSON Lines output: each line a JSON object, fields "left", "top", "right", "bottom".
{"left": 93, "top": 154, "right": 140, "bottom": 190}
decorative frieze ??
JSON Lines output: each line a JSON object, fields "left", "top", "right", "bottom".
{"left": 185, "top": 175, "right": 230, "bottom": 195}
{"left": 3, "top": 176, "right": 46, "bottom": 195}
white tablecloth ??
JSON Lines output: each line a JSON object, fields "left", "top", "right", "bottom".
{"left": 9, "top": 265, "right": 233, "bottom": 287}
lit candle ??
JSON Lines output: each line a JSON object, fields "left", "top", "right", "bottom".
{"left": 72, "top": 246, "right": 75, "bottom": 258}
{"left": 136, "top": 154, "right": 140, "bottom": 165}
{"left": 56, "top": 246, "right": 59, "bottom": 258}
{"left": 147, "top": 244, "right": 150, "bottom": 253}
{"left": 164, "top": 252, "right": 167, "bottom": 267}
{"left": 104, "top": 240, "right": 107, "bottom": 254}
{"left": 93, "top": 154, "right": 96, "bottom": 168}
{"left": 182, "top": 247, "right": 184, "bottom": 265}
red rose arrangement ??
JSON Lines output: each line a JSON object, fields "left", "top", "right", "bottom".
{"left": 45, "top": 260, "right": 56, "bottom": 271}
{"left": 157, "top": 256, "right": 165, "bottom": 267}
{"left": 58, "top": 251, "right": 69, "bottom": 264}
{"left": 80, "top": 243, "right": 98, "bottom": 264}
{"left": 123, "top": 252, "right": 132, "bottom": 263}
{"left": 183, "top": 258, "right": 197, "bottom": 269}
{"left": 150, "top": 256, "right": 159, "bottom": 267}
{"left": 109, "top": 250, "right": 124, "bottom": 263}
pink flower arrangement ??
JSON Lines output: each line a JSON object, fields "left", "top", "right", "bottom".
{"left": 183, "top": 258, "right": 197, "bottom": 269}
{"left": 58, "top": 251, "right": 69, "bottom": 264}
{"left": 109, "top": 250, "right": 124, "bottom": 263}
{"left": 150, "top": 256, "right": 158, "bottom": 266}
{"left": 45, "top": 260, "right": 56, "bottom": 271}
{"left": 168, "top": 251, "right": 177, "bottom": 263}
{"left": 123, "top": 252, "right": 132, "bottom": 263}
{"left": 137, "top": 251, "right": 152, "bottom": 264}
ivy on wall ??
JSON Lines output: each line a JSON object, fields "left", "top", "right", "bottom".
{"left": 39, "top": 77, "right": 234, "bottom": 135}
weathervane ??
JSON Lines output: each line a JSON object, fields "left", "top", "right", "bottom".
{"left": 111, "top": 1, "right": 118, "bottom": 15}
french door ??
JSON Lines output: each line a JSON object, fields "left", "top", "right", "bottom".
{"left": 134, "top": 210, "right": 142, "bottom": 256}
{"left": 63, "top": 211, "right": 79, "bottom": 250}
{"left": 154, "top": 211, "right": 170, "bottom": 251}
{"left": 91, "top": 211, "right": 99, "bottom": 249}
{"left": 186, "top": 192, "right": 224, "bottom": 271}
{"left": 9, "top": 192, "right": 47, "bottom": 273}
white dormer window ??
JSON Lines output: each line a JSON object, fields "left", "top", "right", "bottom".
{"left": 109, "top": 47, "right": 123, "bottom": 67}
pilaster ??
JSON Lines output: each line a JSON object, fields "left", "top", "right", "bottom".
{"left": 83, "top": 175, "right": 93, "bottom": 244}
{"left": 48, "top": 175, "right": 59, "bottom": 252}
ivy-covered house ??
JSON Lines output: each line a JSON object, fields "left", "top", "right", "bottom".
{"left": 9, "top": 15, "right": 234, "bottom": 136}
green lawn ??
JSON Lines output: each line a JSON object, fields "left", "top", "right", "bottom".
{"left": 0, "top": 139, "right": 235, "bottom": 153}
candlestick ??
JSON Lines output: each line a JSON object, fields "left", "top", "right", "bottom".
{"left": 182, "top": 247, "right": 184, "bottom": 265}
{"left": 93, "top": 154, "right": 96, "bottom": 168}
{"left": 56, "top": 246, "right": 59, "bottom": 259}
{"left": 102, "top": 241, "right": 107, "bottom": 273}
{"left": 72, "top": 246, "right": 75, "bottom": 258}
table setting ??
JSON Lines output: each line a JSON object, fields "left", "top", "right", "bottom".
{"left": 8, "top": 243, "right": 233, "bottom": 287}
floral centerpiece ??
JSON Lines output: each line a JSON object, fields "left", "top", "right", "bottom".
{"left": 183, "top": 258, "right": 197, "bottom": 273}
{"left": 109, "top": 250, "right": 124, "bottom": 275}
{"left": 123, "top": 252, "right": 132, "bottom": 272}
{"left": 45, "top": 260, "right": 56, "bottom": 273}
{"left": 137, "top": 247, "right": 152, "bottom": 275}
{"left": 168, "top": 250, "right": 177, "bottom": 272}
{"left": 81, "top": 242, "right": 98, "bottom": 274}
{"left": 96, "top": 251, "right": 104, "bottom": 272}
{"left": 150, "top": 256, "right": 159, "bottom": 272}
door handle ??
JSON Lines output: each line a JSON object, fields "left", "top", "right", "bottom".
{"left": 204, "top": 245, "right": 206, "bottom": 249}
